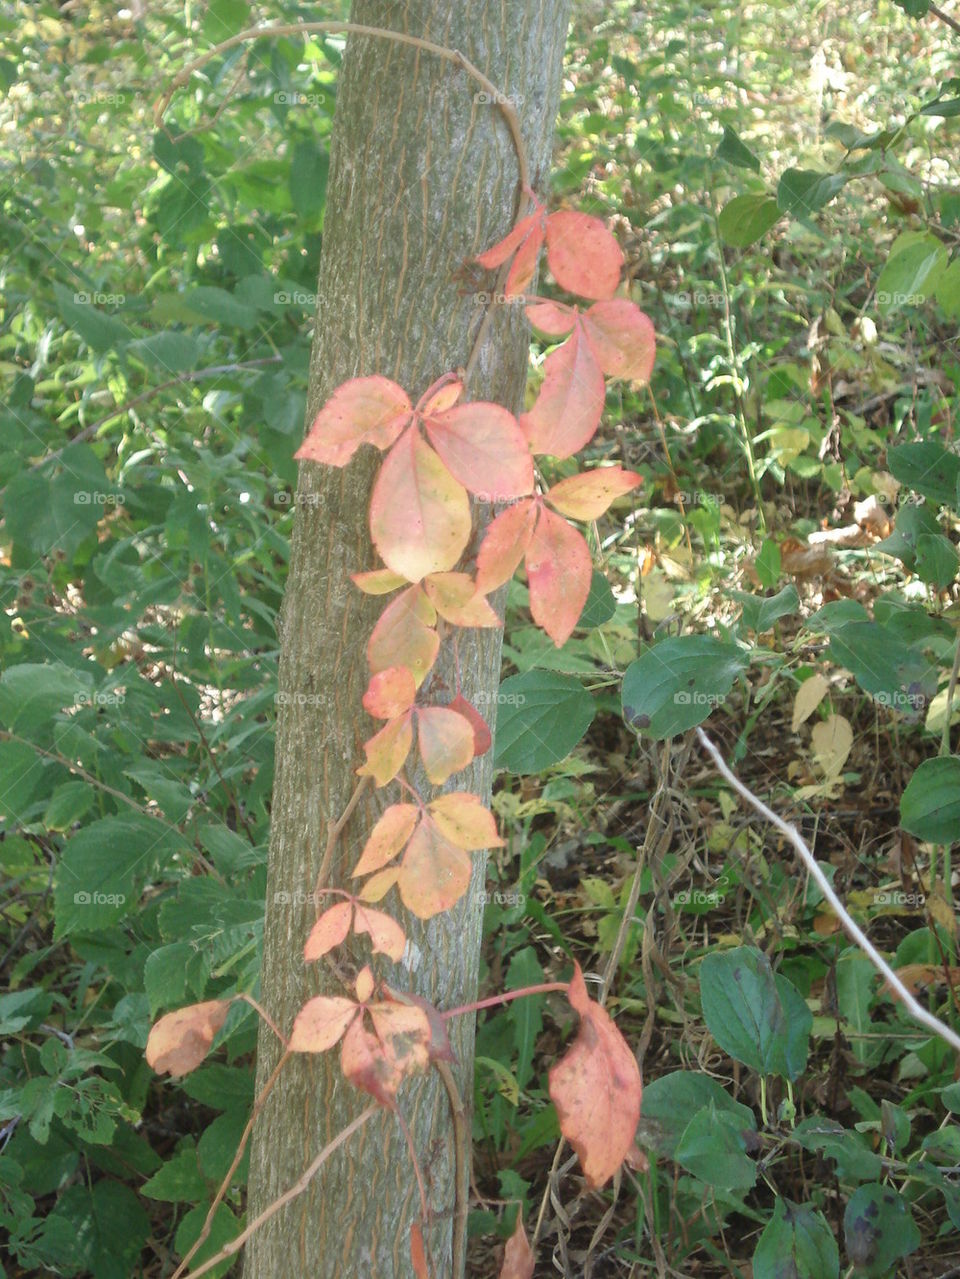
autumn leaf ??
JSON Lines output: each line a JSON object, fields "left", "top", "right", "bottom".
{"left": 351, "top": 567, "right": 409, "bottom": 595}
{"left": 474, "top": 200, "right": 547, "bottom": 297}
{"left": 295, "top": 376, "right": 412, "bottom": 466}
{"left": 519, "top": 319, "right": 606, "bottom": 459}
{"left": 500, "top": 1214, "right": 535, "bottom": 1279}
{"left": 545, "top": 466, "right": 643, "bottom": 521}
{"left": 341, "top": 1003, "right": 431, "bottom": 1106}
{"left": 288, "top": 995, "right": 359, "bottom": 1054}
{"left": 352, "top": 804, "right": 420, "bottom": 877}
{"left": 424, "top": 402, "right": 534, "bottom": 500}
{"left": 303, "top": 898, "right": 406, "bottom": 964}
{"left": 544, "top": 210, "right": 623, "bottom": 299}
{"left": 446, "top": 694, "right": 492, "bottom": 756}
{"left": 580, "top": 299, "right": 655, "bottom": 382}
{"left": 362, "top": 666, "right": 417, "bottom": 719}
{"left": 475, "top": 498, "right": 538, "bottom": 594}
{"left": 352, "top": 902, "right": 406, "bottom": 963}
{"left": 367, "top": 586, "right": 440, "bottom": 687}
{"left": 416, "top": 706, "right": 475, "bottom": 784}
{"left": 548, "top": 965, "right": 642, "bottom": 1188}
{"left": 397, "top": 819, "right": 473, "bottom": 919}
{"left": 146, "top": 999, "right": 231, "bottom": 1078}
{"left": 428, "top": 792, "right": 503, "bottom": 849}
{"left": 357, "top": 711, "right": 414, "bottom": 787}
{"left": 370, "top": 428, "right": 471, "bottom": 581}
{"left": 303, "top": 901, "right": 353, "bottom": 960}
{"left": 525, "top": 507, "right": 592, "bottom": 647}
{"left": 423, "top": 573, "right": 501, "bottom": 628}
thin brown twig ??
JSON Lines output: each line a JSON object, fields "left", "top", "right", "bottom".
{"left": 930, "top": 2, "right": 960, "bottom": 36}
{"left": 313, "top": 775, "right": 371, "bottom": 912}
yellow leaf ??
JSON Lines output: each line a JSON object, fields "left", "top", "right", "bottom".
{"left": 792, "top": 673, "right": 830, "bottom": 731}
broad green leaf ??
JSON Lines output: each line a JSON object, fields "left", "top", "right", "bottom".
{"left": 290, "top": 139, "right": 329, "bottom": 221}
{"left": 731, "top": 583, "right": 800, "bottom": 633}
{"left": 506, "top": 947, "right": 545, "bottom": 1089}
{"left": 0, "top": 738, "right": 43, "bottom": 823}
{"left": 717, "top": 193, "right": 781, "bottom": 247}
{"left": 753, "top": 1198, "right": 839, "bottom": 1279}
{"left": 621, "top": 636, "right": 748, "bottom": 739}
{"left": 38, "top": 1180, "right": 149, "bottom": 1279}
{"left": 915, "top": 534, "right": 959, "bottom": 588}
{"left": 777, "top": 168, "right": 847, "bottom": 217}
{"left": 674, "top": 1103, "right": 757, "bottom": 1189}
{"left": 875, "top": 501, "right": 942, "bottom": 568}
{"left": 0, "top": 663, "right": 92, "bottom": 735}
{"left": 843, "top": 1183, "right": 921, "bottom": 1277}
{"left": 900, "top": 756, "right": 960, "bottom": 845}
{"left": 827, "top": 621, "right": 937, "bottom": 713}
{"left": 875, "top": 235, "right": 948, "bottom": 313}
{"left": 640, "top": 1070, "right": 756, "bottom": 1155}
{"left": 578, "top": 570, "right": 616, "bottom": 628}
{"left": 493, "top": 672, "right": 595, "bottom": 773}
{"left": 887, "top": 441, "right": 960, "bottom": 510}
{"left": 700, "top": 946, "right": 809, "bottom": 1079}
{"left": 755, "top": 537, "right": 782, "bottom": 588}
{"left": 836, "top": 952, "right": 876, "bottom": 1065}
{"left": 175, "top": 1204, "right": 241, "bottom": 1279}
{"left": 141, "top": 1145, "right": 207, "bottom": 1202}
{"left": 53, "top": 282, "right": 129, "bottom": 351}
{"left": 716, "top": 125, "right": 761, "bottom": 173}
{"left": 792, "top": 1118, "right": 883, "bottom": 1181}
{"left": 43, "top": 781, "right": 96, "bottom": 831}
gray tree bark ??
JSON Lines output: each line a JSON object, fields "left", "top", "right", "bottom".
{"left": 244, "top": 3, "right": 569, "bottom": 1277}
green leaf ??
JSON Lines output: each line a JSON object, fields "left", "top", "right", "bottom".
{"left": 175, "top": 1204, "right": 241, "bottom": 1279}
{"left": 141, "top": 1145, "right": 207, "bottom": 1202}
{"left": 887, "top": 441, "right": 960, "bottom": 509}
{"left": 894, "top": 0, "right": 929, "bottom": 15}
{"left": 900, "top": 756, "right": 960, "bottom": 845}
{"left": 717, "top": 193, "right": 781, "bottom": 247}
{"left": 755, "top": 537, "right": 782, "bottom": 588}
{"left": 792, "top": 1118, "right": 883, "bottom": 1181}
{"left": 493, "top": 672, "right": 595, "bottom": 773}
{"left": 640, "top": 1070, "right": 756, "bottom": 1156}
{"left": 753, "top": 1198, "right": 839, "bottom": 1279}
{"left": 577, "top": 570, "right": 616, "bottom": 628}
{"left": 716, "top": 125, "right": 761, "bottom": 173}
{"left": 875, "top": 501, "right": 942, "bottom": 568}
{"left": 731, "top": 583, "right": 800, "bottom": 633}
{"left": 876, "top": 235, "right": 948, "bottom": 313}
{"left": 827, "top": 622, "right": 937, "bottom": 713}
{"left": 934, "top": 258, "right": 960, "bottom": 318}
{"left": 39, "top": 1180, "right": 149, "bottom": 1279}
{"left": 0, "top": 738, "right": 43, "bottom": 823}
{"left": 915, "top": 533, "right": 959, "bottom": 588}
{"left": 0, "top": 663, "right": 92, "bottom": 735}
{"left": 843, "top": 1183, "right": 921, "bottom": 1277}
{"left": 198, "top": 1108, "right": 251, "bottom": 1185}
{"left": 53, "top": 282, "right": 129, "bottom": 351}
{"left": 54, "top": 816, "right": 179, "bottom": 936}
{"left": 700, "top": 946, "right": 810, "bottom": 1079}
{"left": 777, "top": 168, "right": 847, "bottom": 217}
{"left": 674, "top": 1102, "right": 757, "bottom": 1189}
{"left": 836, "top": 953, "right": 876, "bottom": 1065}
{"left": 43, "top": 781, "right": 96, "bottom": 831}
{"left": 505, "top": 947, "right": 545, "bottom": 1089}
{"left": 202, "top": 0, "right": 251, "bottom": 42}
{"left": 125, "top": 330, "right": 202, "bottom": 373}
{"left": 621, "top": 636, "right": 748, "bottom": 739}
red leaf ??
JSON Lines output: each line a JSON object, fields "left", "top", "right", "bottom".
{"left": 289, "top": 995, "right": 358, "bottom": 1054}
{"left": 428, "top": 792, "right": 503, "bottom": 849}
{"left": 499, "top": 1214, "right": 535, "bottom": 1279}
{"left": 518, "top": 321, "right": 605, "bottom": 459}
{"left": 398, "top": 819, "right": 473, "bottom": 919}
{"left": 545, "top": 466, "right": 643, "bottom": 521}
{"left": 545, "top": 211, "right": 623, "bottom": 300}
{"left": 424, "top": 402, "right": 534, "bottom": 500}
{"left": 370, "top": 429, "right": 471, "bottom": 581}
{"left": 418, "top": 375, "right": 463, "bottom": 416}
{"left": 475, "top": 206, "right": 546, "bottom": 297}
{"left": 446, "top": 694, "right": 492, "bottom": 757}
{"left": 357, "top": 712, "right": 414, "bottom": 787}
{"left": 363, "top": 666, "right": 417, "bottom": 720}
{"left": 416, "top": 706, "right": 475, "bottom": 784}
{"left": 367, "top": 586, "right": 440, "bottom": 688}
{"left": 340, "top": 1003, "right": 431, "bottom": 1106}
{"left": 525, "top": 299, "right": 575, "bottom": 337}
{"left": 303, "top": 902, "right": 353, "bottom": 961}
{"left": 352, "top": 804, "right": 419, "bottom": 877}
{"left": 475, "top": 498, "right": 538, "bottom": 595}
{"left": 582, "top": 299, "right": 656, "bottom": 382}
{"left": 295, "top": 376, "right": 411, "bottom": 466}
{"left": 547, "top": 965, "right": 642, "bottom": 1188}
{"left": 352, "top": 903, "right": 407, "bottom": 963}
{"left": 423, "top": 573, "right": 501, "bottom": 628}
{"left": 386, "top": 988, "right": 455, "bottom": 1064}
{"left": 525, "top": 507, "right": 592, "bottom": 647}
{"left": 146, "top": 1000, "right": 231, "bottom": 1078}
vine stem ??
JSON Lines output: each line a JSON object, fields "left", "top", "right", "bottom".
{"left": 153, "top": 21, "right": 529, "bottom": 195}
{"left": 313, "top": 774, "right": 371, "bottom": 910}
{"left": 696, "top": 727, "right": 960, "bottom": 1055}
{"left": 179, "top": 1103, "right": 381, "bottom": 1279}
{"left": 441, "top": 981, "right": 568, "bottom": 1020}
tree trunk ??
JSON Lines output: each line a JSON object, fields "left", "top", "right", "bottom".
{"left": 244, "top": 3, "right": 569, "bottom": 1276}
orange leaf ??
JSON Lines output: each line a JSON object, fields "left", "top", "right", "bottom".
{"left": 545, "top": 466, "right": 643, "bottom": 521}
{"left": 358, "top": 867, "right": 401, "bottom": 903}
{"left": 446, "top": 694, "right": 492, "bottom": 756}
{"left": 355, "top": 966, "right": 375, "bottom": 1002}
{"left": 423, "top": 573, "right": 502, "bottom": 628}
{"left": 288, "top": 995, "right": 358, "bottom": 1054}
{"left": 351, "top": 567, "right": 408, "bottom": 595}
{"left": 398, "top": 819, "right": 473, "bottom": 919}
{"left": 424, "top": 402, "right": 534, "bottom": 500}
{"left": 294, "top": 376, "right": 411, "bottom": 467}
{"left": 387, "top": 988, "right": 455, "bottom": 1064}
{"left": 475, "top": 205, "right": 546, "bottom": 297}
{"left": 353, "top": 903, "right": 406, "bottom": 963}
{"left": 525, "top": 300, "right": 575, "bottom": 337}
{"left": 475, "top": 498, "right": 539, "bottom": 595}
{"left": 340, "top": 1003, "right": 431, "bottom": 1106}
{"left": 352, "top": 804, "right": 419, "bottom": 877}
{"left": 363, "top": 666, "right": 417, "bottom": 719}
{"left": 547, "top": 965, "right": 642, "bottom": 1189}
{"left": 418, "top": 375, "right": 463, "bottom": 416}
{"left": 525, "top": 507, "right": 592, "bottom": 647}
{"left": 416, "top": 706, "right": 475, "bottom": 784}
{"left": 303, "top": 902, "right": 353, "bottom": 961}
{"left": 357, "top": 712, "right": 414, "bottom": 787}
{"left": 146, "top": 1000, "right": 231, "bottom": 1078}
{"left": 428, "top": 792, "right": 503, "bottom": 849}
{"left": 500, "top": 1214, "right": 535, "bottom": 1279}
{"left": 519, "top": 321, "right": 605, "bottom": 459}
{"left": 581, "top": 299, "right": 655, "bottom": 382}
{"left": 545, "top": 210, "right": 623, "bottom": 300}
{"left": 367, "top": 585, "right": 440, "bottom": 688}
{"left": 370, "top": 428, "right": 471, "bottom": 581}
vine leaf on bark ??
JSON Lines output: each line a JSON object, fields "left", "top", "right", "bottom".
{"left": 304, "top": 896, "right": 407, "bottom": 963}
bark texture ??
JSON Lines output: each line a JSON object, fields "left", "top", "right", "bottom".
{"left": 244, "top": 3, "right": 569, "bottom": 1276}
